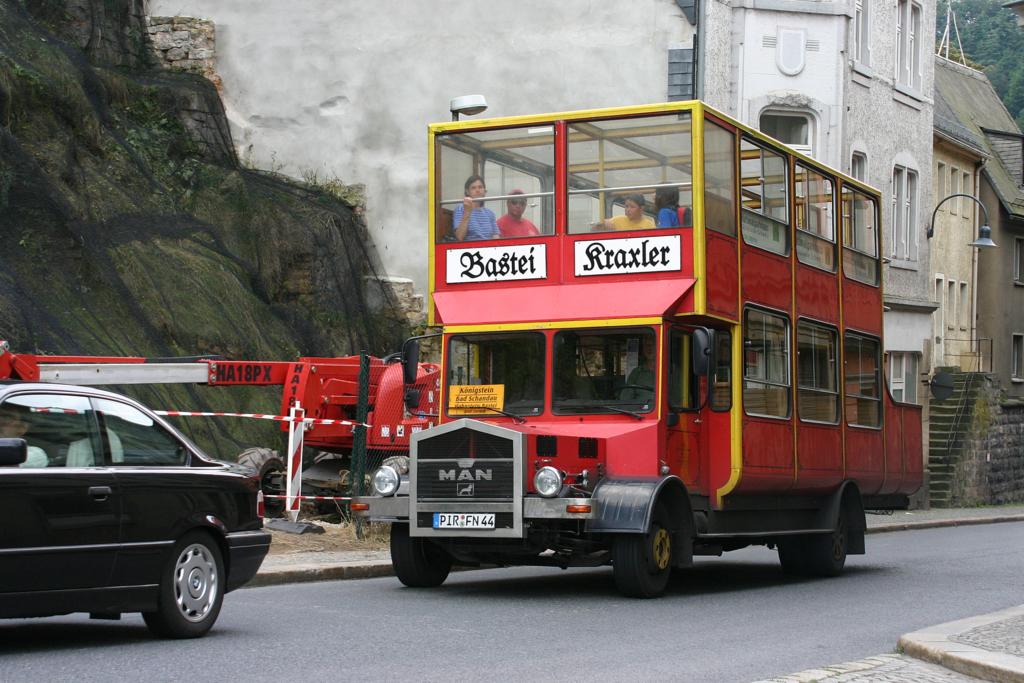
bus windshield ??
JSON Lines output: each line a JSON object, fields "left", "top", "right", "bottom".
{"left": 553, "top": 328, "right": 656, "bottom": 415}
{"left": 446, "top": 333, "right": 545, "bottom": 417}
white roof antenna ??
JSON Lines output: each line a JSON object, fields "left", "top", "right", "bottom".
{"left": 937, "top": 0, "right": 967, "bottom": 66}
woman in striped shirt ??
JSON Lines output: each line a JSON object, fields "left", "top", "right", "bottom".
{"left": 452, "top": 175, "right": 500, "bottom": 241}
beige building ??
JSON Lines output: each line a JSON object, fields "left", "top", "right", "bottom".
{"left": 930, "top": 68, "right": 988, "bottom": 374}
{"left": 933, "top": 58, "right": 1024, "bottom": 399}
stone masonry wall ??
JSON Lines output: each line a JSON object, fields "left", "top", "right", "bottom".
{"left": 147, "top": 16, "right": 220, "bottom": 89}
{"left": 952, "top": 376, "right": 1024, "bottom": 505}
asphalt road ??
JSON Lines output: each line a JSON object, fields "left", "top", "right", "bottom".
{"left": 3, "top": 522, "right": 1024, "bottom": 682}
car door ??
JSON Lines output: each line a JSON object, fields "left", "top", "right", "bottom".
{"left": 0, "top": 392, "right": 119, "bottom": 594}
{"left": 93, "top": 397, "right": 206, "bottom": 587}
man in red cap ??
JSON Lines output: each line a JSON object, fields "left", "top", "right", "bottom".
{"left": 497, "top": 189, "right": 540, "bottom": 238}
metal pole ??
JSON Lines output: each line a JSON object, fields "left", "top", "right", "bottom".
{"left": 352, "top": 352, "right": 370, "bottom": 539}
{"left": 285, "top": 403, "right": 305, "bottom": 523}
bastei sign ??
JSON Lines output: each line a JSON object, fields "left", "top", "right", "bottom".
{"left": 574, "top": 234, "right": 681, "bottom": 276}
{"left": 446, "top": 244, "right": 547, "bottom": 284}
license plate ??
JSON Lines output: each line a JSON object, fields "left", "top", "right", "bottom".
{"left": 433, "top": 513, "right": 495, "bottom": 529}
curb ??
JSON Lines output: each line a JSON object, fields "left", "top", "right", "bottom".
{"left": 250, "top": 514, "right": 1024, "bottom": 588}
{"left": 899, "top": 605, "right": 1024, "bottom": 683}
{"left": 249, "top": 559, "right": 394, "bottom": 588}
{"left": 867, "top": 514, "right": 1024, "bottom": 535}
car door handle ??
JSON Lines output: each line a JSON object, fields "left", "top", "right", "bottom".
{"left": 88, "top": 486, "right": 113, "bottom": 501}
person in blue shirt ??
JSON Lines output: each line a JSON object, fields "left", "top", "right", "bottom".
{"left": 655, "top": 186, "right": 693, "bottom": 228}
{"left": 452, "top": 174, "right": 500, "bottom": 241}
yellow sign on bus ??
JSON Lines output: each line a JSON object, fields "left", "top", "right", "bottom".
{"left": 448, "top": 384, "right": 505, "bottom": 415}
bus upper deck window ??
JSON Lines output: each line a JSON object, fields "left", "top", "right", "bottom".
{"left": 436, "top": 127, "right": 555, "bottom": 243}
{"left": 566, "top": 113, "right": 693, "bottom": 234}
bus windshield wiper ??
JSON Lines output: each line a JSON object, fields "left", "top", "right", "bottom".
{"left": 456, "top": 405, "right": 526, "bottom": 424}
{"left": 570, "top": 403, "right": 644, "bottom": 420}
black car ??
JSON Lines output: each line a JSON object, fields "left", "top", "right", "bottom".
{"left": 0, "top": 383, "right": 271, "bottom": 638}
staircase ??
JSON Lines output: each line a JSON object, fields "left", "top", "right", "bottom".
{"left": 927, "top": 371, "right": 984, "bottom": 507}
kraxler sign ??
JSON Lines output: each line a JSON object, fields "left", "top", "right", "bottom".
{"left": 574, "top": 234, "right": 681, "bottom": 276}
{"left": 446, "top": 244, "right": 547, "bottom": 284}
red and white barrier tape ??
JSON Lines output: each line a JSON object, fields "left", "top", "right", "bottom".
{"left": 264, "top": 494, "right": 352, "bottom": 502}
{"left": 153, "top": 410, "right": 366, "bottom": 428}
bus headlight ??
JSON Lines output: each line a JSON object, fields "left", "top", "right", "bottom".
{"left": 371, "top": 465, "right": 400, "bottom": 497}
{"left": 533, "top": 466, "right": 563, "bottom": 498}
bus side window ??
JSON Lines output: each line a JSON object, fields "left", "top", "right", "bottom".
{"left": 668, "top": 330, "right": 696, "bottom": 411}
{"left": 711, "top": 331, "right": 732, "bottom": 411}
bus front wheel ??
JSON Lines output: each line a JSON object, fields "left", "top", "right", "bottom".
{"left": 390, "top": 523, "right": 452, "bottom": 588}
{"left": 612, "top": 505, "right": 672, "bottom": 598}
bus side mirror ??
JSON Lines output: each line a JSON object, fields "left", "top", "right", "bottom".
{"left": 692, "top": 328, "right": 715, "bottom": 376}
{"left": 402, "top": 338, "right": 420, "bottom": 385}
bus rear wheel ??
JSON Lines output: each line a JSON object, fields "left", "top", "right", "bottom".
{"left": 612, "top": 505, "right": 672, "bottom": 598}
{"left": 778, "top": 507, "right": 848, "bottom": 577}
{"left": 390, "top": 523, "right": 452, "bottom": 588}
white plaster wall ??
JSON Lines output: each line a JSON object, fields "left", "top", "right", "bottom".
{"left": 884, "top": 310, "right": 933, "bottom": 351}
{"left": 734, "top": 11, "right": 844, "bottom": 165}
{"left": 149, "top": 0, "right": 695, "bottom": 296}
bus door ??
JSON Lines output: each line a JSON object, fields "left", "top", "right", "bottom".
{"left": 667, "top": 327, "right": 733, "bottom": 495}
{"left": 666, "top": 328, "right": 703, "bottom": 489}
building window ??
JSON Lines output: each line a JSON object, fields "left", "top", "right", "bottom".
{"left": 960, "top": 282, "right": 969, "bottom": 330}
{"left": 949, "top": 167, "right": 959, "bottom": 215}
{"left": 895, "top": 0, "right": 922, "bottom": 91}
{"left": 948, "top": 280, "right": 957, "bottom": 329}
{"left": 889, "top": 351, "right": 920, "bottom": 403}
{"left": 891, "top": 165, "right": 918, "bottom": 261}
{"left": 743, "top": 308, "right": 791, "bottom": 418}
{"left": 1013, "top": 334, "right": 1024, "bottom": 381}
{"left": 934, "top": 275, "right": 945, "bottom": 347}
{"left": 760, "top": 111, "right": 812, "bottom": 157}
{"left": 936, "top": 161, "right": 947, "bottom": 202}
{"left": 854, "top": 0, "right": 870, "bottom": 65}
{"left": 797, "top": 321, "right": 839, "bottom": 422}
{"left": 851, "top": 151, "right": 867, "bottom": 181}
{"left": 845, "top": 333, "right": 881, "bottom": 427}
{"left": 1015, "top": 238, "right": 1024, "bottom": 284}
{"left": 962, "top": 172, "right": 971, "bottom": 218}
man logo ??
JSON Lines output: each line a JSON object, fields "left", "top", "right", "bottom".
{"left": 439, "top": 468, "right": 493, "bottom": 481}
{"left": 457, "top": 483, "right": 475, "bottom": 497}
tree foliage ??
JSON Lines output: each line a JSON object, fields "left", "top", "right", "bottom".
{"left": 937, "top": 0, "right": 1024, "bottom": 130}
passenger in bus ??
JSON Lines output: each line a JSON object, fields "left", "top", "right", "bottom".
{"left": 452, "top": 175, "right": 500, "bottom": 241}
{"left": 601, "top": 194, "right": 655, "bottom": 231}
{"left": 654, "top": 187, "right": 693, "bottom": 228}
{"left": 0, "top": 404, "right": 49, "bottom": 468}
{"left": 497, "top": 189, "right": 540, "bottom": 238}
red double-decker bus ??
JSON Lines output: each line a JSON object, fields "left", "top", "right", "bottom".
{"left": 357, "top": 100, "right": 923, "bottom": 597}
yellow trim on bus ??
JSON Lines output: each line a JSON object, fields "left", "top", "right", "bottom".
{"left": 692, "top": 105, "right": 707, "bottom": 314}
{"left": 430, "top": 101, "right": 701, "bottom": 135}
{"left": 427, "top": 130, "right": 438, "bottom": 327}
{"left": 442, "top": 317, "right": 665, "bottom": 334}
{"left": 715, "top": 322, "right": 744, "bottom": 507}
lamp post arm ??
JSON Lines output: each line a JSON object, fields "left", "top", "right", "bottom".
{"left": 928, "top": 193, "right": 989, "bottom": 239}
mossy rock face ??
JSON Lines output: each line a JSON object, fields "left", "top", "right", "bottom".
{"left": 0, "top": 1, "right": 409, "bottom": 458}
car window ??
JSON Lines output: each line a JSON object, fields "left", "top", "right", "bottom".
{"left": 0, "top": 394, "right": 100, "bottom": 468}
{"left": 93, "top": 398, "right": 188, "bottom": 466}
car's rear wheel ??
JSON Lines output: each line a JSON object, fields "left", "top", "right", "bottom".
{"left": 143, "top": 531, "right": 224, "bottom": 639}
{"left": 390, "top": 523, "right": 452, "bottom": 587}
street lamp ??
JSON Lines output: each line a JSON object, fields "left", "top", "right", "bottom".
{"left": 450, "top": 94, "right": 488, "bottom": 121}
{"left": 927, "top": 193, "right": 997, "bottom": 248}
